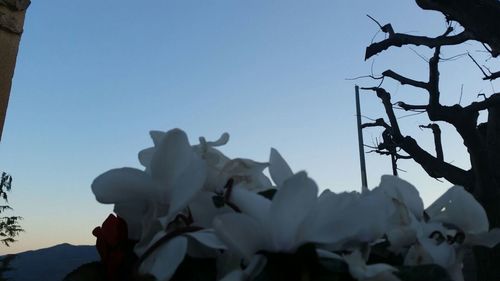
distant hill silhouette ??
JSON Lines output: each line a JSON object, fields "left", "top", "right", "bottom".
{"left": 0, "top": 243, "right": 98, "bottom": 281}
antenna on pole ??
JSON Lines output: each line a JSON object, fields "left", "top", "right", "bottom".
{"left": 355, "top": 85, "right": 368, "bottom": 193}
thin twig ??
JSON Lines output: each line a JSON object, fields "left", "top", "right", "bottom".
{"left": 345, "top": 74, "right": 383, "bottom": 81}
{"left": 468, "top": 52, "right": 489, "bottom": 77}
{"left": 409, "top": 46, "right": 429, "bottom": 63}
{"left": 397, "top": 111, "right": 426, "bottom": 119}
{"left": 441, "top": 52, "right": 468, "bottom": 61}
{"left": 459, "top": 84, "right": 464, "bottom": 105}
{"left": 366, "top": 14, "right": 383, "bottom": 30}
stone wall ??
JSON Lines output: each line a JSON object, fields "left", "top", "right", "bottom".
{"left": 0, "top": 0, "right": 30, "bottom": 140}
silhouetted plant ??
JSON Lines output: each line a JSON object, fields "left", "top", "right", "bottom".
{"left": 0, "top": 172, "right": 23, "bottom": 247}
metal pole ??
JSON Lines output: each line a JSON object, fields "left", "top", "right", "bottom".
{"left": 355, "top": 85, "right": 368, "bottom": 192}
{"left": 391, "top": 153, "right": 398, "bottom": 176}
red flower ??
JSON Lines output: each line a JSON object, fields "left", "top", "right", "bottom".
{"left": 93, "top": 214, "right": 131, "bottom": 281}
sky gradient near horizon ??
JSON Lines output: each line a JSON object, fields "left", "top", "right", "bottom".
{"left": 1, "top": 0, "right": 498, "bottom": 254}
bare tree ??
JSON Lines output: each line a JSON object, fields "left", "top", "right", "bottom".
{"left": 361, "top": 1, "right": 500, "bottom": 280}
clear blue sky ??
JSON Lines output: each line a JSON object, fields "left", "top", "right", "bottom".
{"left": 1, "top": 0, "right": 498, "bottom": 254}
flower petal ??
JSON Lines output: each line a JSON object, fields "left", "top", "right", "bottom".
{"left": 216, "top": 250, "right": 242, "bottom": 280}
{"left": 91, "top": 167, "right": 157, "bottom": 204}
{"left": 113, "top": 202, "right": 148, "bottom": 240}
{"left": 189, "top": 191, "right": 231, "bottom": 228}
{"left": 426, "top": 186, "right": 488, "bottom": 234}
{"left": 150, "top": 128, "right": 194, "bottom": 188}
{"left": 269, "top": 148, "right": 293, "bottom": 186}
{"left": 419, "top": 236, "right": 456, "bottom": 268}
{"left": 135, "top": 229, "right": 166, "bottom": 257}
{"left": 203, "top": 132, "right": 230, "bottom": 147}
{"left": 165, "top": 152, "right": 207, "bottom": 219}
{"left": 220, "top": 158, "right": 272, "bottom": 191}
{"left": 344, "top": 250, "right": 398, "bottom": 280}
{"left": 322, "top": 191, "right": 393, "bottom": 250}
{"left": 316, "top": 249, "right": 342, "bottom": 260}
{"left": 150, "top": 130, "right": 166, "bottom": 146}
{"left": 268, "top": 171, "right": 318, "bottom": 251}
{"left": 386, "top": 226, "right": 418, "bottom": 253}
{"left": 376, "top": 175, "right": 424, "bottom": 219}
{"left": 138, "top": 147, "right": 155, "bottom": 169}
{"left": 139, "top": 236, "right": 188, "bottom": 281}
{"left": 185, "top": 229, "right": 227, "bottom": 250}
{"left": 243, "top": 254, "right": 267, "bottom": 280}
{"left": 404, "top": 243, "right": 433, "bottom": 266}
{"left": 214, "top": 213, "right": 266, "bottom": 260}
{"left": 300, "top": 190, "right": 359, "bottom": 244}
{"left": 466, "top": 228, "right": 500, "bottom": 247}
{"left": 230, "top": 185, "right": 271, "bottom": 222}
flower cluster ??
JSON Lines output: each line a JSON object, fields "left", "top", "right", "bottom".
{"left": 91, "top": 128, "right": 500, "bottom": 281}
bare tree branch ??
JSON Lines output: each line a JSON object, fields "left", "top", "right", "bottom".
{"left": 416, "top": 0, "right": 500, "bottom": 57}
{"left": 369, "top": 149, "right": 412, "bottom": 159}
{"left": 483, "top": 70, "right": 500, "bottom": 81}
{"left": 466, "top": 52, "right": 499, "bottom": 81}
{"left": 361, "top": 87, "right": 403, "bottom": 137}
{"left": 365, "top": 30, "right": 473, "bottom": 60}
{"left": 382, "top": 70, "right": 429, "bottom": 89}
{"left": 464, "top": 93, "right": 500, "bottom": 113}
{"left": 428, "top": 45, "right": 441, "bottom": 102}
{"left": 361, "top": 87, "right": 472, "bottom": 187}
{"left": 361, "top": 118, "right": 390, "bottom": 129}
{"left": 396, "top": 102, "right": 427, "bottom": 111}
{"left": 420, "top": 123, "right": 444, "bottom": 161}
{"left": 468, "top": 52, "right": 490, "bottom": 77}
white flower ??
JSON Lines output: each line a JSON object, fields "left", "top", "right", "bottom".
{"left": 427, "top": 185, "right": 487, "bottom": 234}
{"left": 268, "top": 148, "right": 293, "bottom": 186}
{"left": 314, "top": 190, "right": 395, "bottom": 252}
{"left": 140, "top": 131, "right": 273, "bottom": 192}
{"left": 404, "top": 222, "right": 457, "bottom": 266}
{"left": 375, "top": 175, "right": 424, "bottom": 220}
{"left": 425, "top": 185, "right": 500, "bottom": 247}
{"left": 397, "top": 185, "right": 500, "bottom": 281}
{"left": 195, "top": 134, "right": 273, "bottom": 192}
{"left": 92, "top": 129, "right": 216, "bottom": 281}
{"left": 373, "top": 176, "right": 425, "bottom": 253}
{"left": 92, "top": 129, "right": 207, "bottom": 240}
{"left": 188, "top": 190, "right": 232, "bottom": 229}
{"left": 216, "top": 158, "right": 272, "bottom": 192}
{"left": 214, "top": 171, "right": 387, "bottom": 261}
{"left": 138, "top": 229, "right": 227, "bottom": 281}
{"left": 214, "top": 172, "right": 323, "bottom": 259}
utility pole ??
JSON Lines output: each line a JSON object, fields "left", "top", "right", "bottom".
{"left": 0, "top": 0, "right": 30, "bottom": 141}
{"left": 355, "top": 85, "right": 368, "bottom": 192}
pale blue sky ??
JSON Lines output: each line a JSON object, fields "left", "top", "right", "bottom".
{"left": 1, "top": 0, "right": 498, "bottom": 254}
